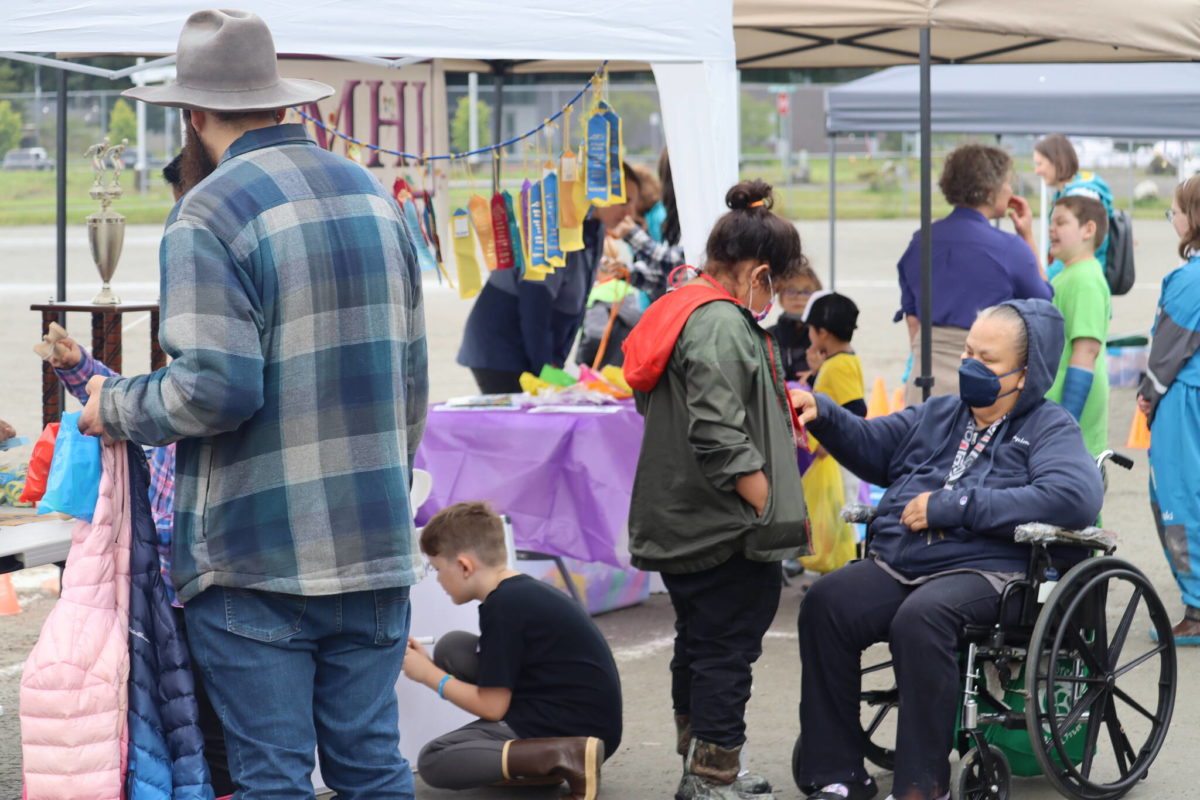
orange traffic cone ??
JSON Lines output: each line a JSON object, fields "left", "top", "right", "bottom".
{"left": 867, "top": 377, "right": 890, "bottom": 419}
{"left": 0, "top": 574, "right": 21, "bottom": 615}
{"left": 891, "top": 387, "right": 906, "bottom": 414}
{"left": 1125, "top": 407, "right": 1151, "bottom": 450}
{"left": 40, "top": 574, "right": 61, "bottom": 597}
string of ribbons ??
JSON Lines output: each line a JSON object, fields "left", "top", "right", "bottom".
{"left": 296, "top": 61, "right": 610, "bottom": 162}
{"left": 298, "top": 61, "right": 628, "bottom": 304}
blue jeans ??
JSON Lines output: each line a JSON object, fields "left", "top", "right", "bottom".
{"left": 184, "top": 585, "right": 415, "bottom": 800}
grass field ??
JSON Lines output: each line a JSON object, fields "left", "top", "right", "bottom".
{"left": 0, "top": 160, "right": 177, "bottom": 226}
{"left": 0, "top": 156, "right": 1172, "bottom": 227}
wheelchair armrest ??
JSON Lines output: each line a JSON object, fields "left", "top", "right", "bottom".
{"left": 1013, "top": 523, "right": 1117, "bottom": 555}
{"left": 841, "top": 503, "right": 877, "bottom": 524}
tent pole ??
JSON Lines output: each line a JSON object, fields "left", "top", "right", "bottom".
{"left": 829, "top": 135, "right": 837, "bottom": 289}
{"left": 55, "top": 67, "right": 67, "bottom": 305}
{"left": 1129, "top": 139, "right": 1135, "bottom": 218}
{"left": 993, "top": 134, "right": 1002, "bottom": 228}
{"left": 490, "top": 62, "right": 507, "bottom": 196}
{"left": 1039, "top": 177, "right": 1049, "bottom": 263}
{"left": 918, "top": 29, "right": 933, "bottom": 402}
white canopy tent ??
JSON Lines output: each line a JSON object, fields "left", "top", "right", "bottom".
{"left": 0, "top": 0, "right": 740, "bottom": 286}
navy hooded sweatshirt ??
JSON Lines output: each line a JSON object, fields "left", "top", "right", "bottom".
{"left": 807, "top": 298, "right": 1104, "bottom": 577}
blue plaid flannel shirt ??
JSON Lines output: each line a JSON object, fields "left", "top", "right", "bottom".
{"left": 100, "top": 124, "right": 428, "bottom": 602}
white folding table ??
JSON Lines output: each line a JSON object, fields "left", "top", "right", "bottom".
{"left": 0, "top": 515, "right": 74, "bottom": 573}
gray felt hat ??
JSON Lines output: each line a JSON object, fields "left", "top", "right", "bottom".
{"left": 122, "top": 9, "right": 333, "bottom": 112}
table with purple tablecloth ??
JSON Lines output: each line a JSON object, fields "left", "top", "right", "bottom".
{"left": 414, "top": 401, "right": 650, "bottom": 612}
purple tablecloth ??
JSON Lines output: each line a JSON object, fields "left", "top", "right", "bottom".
{"left": 414, "top": 402, "right": 644, "bottom": 567}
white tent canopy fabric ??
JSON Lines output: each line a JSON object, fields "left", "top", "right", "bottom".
{"left": 0, "top": 0, "right": 739, "bottom": 266}
{"left": 827, "top": 62, "right": 1200, "bottom": 138}
{"left": 734, "top": 0, "right": 1200, "bottom": 67}
{"left": 0, "top": 1, "right": 733, "bottom": 63}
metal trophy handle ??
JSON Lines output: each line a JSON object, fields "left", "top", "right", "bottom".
{"left": 85, "top": 137, "right": 128, "bottom": 304}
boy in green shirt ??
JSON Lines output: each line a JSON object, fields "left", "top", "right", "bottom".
{"left": 1045, "top": 195, "right": 1111, "bottom": 456}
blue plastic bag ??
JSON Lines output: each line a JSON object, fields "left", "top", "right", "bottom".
{"left": 38, "top": 411, "right": 102, "bottom": 522}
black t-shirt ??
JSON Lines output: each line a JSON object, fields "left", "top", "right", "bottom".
{"left": 767, "top": 317, "right": 812, "bottom": 381}
{"left": 478, "top": 574, "right": 623, "bottom": 756}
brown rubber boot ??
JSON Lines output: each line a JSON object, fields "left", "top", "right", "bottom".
{"left": 676, "top": 740, "right": 776, "bottom": 800}
{"left": 675, "top": 728, "right": 772, "bottom": 797}
{"left": 502, "top": 737, "right": 604, "bottom": 800}
{"left": 675, "top": 714, "right": 692, "bottom": 757}
{"left": 691, "top": 740, "right": 741, "bottom": 786}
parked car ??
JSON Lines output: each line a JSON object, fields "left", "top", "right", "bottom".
{"left": 2, "top": 147, "right": 55, "bottom": 171}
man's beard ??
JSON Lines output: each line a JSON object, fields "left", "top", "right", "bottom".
{"left": 179, "top": 116, "right": 218, "bottom": 194}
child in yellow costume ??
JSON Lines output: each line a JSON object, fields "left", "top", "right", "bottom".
{"left": 799, "top": 292, "right": 866, "bottom": 573}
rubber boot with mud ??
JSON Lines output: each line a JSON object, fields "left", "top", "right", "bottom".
{"left": 502, "top": 737, "right": 603, "bottom": 800}
{"left": 676, "top": 739, "right": 776, "bottom": 800}
{"left": 675, "top": 718, "right": 772, "bottom": 796}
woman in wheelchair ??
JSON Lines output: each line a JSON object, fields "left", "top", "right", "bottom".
{"left": 788, "top": 298, "right": 1104, "bottom": 800}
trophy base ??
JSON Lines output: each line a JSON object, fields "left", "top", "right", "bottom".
{"left": 92, "top": 286, "right": 121, "bottom": 305}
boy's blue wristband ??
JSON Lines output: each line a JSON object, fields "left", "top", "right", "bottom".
{"left": 437, "top": 674, "right": 452, "bottom": 699}
{"left": 1061, "top": 366, "right": 1093, "bottom": 421}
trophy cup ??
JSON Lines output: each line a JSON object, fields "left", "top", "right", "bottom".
{"left": 84, "top": 138, "right": 127, "bottom": 305}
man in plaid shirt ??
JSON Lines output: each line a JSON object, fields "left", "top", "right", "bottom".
{"left": 78, "top": 10, "right": 428, "bottom": 798}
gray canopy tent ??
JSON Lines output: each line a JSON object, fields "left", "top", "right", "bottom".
{"left": 827, "top": 62, "right": 1200, "bottom": 138}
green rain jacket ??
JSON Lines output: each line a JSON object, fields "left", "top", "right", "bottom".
{"left": 624, "top": 287, "right": 811, "bottom": 573}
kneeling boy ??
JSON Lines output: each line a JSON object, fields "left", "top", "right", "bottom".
{"left": 402, "top": 502, "right": 622, "bottom": 798}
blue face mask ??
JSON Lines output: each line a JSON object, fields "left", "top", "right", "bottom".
{"left": 958, "top": 358, "right": 1024, "bottom": 408}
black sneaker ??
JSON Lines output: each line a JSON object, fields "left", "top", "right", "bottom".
{"left": 806, "top": 778, "right": 878, "bottom": 800}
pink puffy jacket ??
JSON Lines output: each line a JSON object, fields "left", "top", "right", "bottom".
{"left": 21, "top": 443, "right": 132, "bottom": 799}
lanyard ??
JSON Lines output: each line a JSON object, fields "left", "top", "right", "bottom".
{"left": 944, "top": 416, "right": 1005, "bottom": 490}
{"left": 698, "top": 273, "right": 741, "bottom": 306}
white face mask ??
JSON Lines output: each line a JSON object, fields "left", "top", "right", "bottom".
{"left": 748, "top": 269, "right": 774, "bottom": 322}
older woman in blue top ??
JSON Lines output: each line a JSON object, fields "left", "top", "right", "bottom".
{"left": 898, "top": 144, "right": 1052, "bottom": 405}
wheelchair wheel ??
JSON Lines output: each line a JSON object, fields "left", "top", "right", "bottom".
{"left": 957, "top": 744, "right": 1011, "bottom": 800}
{"left": 860, "top": 678, "right": 898, "bottom": 771}
{"left": 1025, "top": 557, "right": 1176, "bottom": 800}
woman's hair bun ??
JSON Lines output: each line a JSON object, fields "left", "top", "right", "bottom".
{"left": 726, "top": 179, "right": 774, "bottom": 211}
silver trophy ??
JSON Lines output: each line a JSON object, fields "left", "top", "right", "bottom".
{"left": 84, "top": 138, "right": 127, "bottom": 305}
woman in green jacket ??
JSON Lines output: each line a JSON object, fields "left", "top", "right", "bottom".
{"left": 622, "top": 179, "right": 810, "bottom": 800}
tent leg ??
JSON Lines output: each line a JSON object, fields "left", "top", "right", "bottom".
{"left": 918, "top": 28, "right": 933, "bottom": 402}
{"left": 994, "top": 134, "right": 1003, "bottom": 228}
{"left": 55, "top": 68, "right": 66, "bottom": 305}
{"left": 490, "top": 63, "right": 507, "bottom": 196}
{"left": 1038, "top": 176, "right": 1049, "bottom": 263}
{"left": 1129, "top": 139, "right": 1135, "bottom": 217}
{"left": 828, "top": 136, "right": 837, "bottom": 290}
{"left": 53, "top": 67, "right": 67, "bottom": 418}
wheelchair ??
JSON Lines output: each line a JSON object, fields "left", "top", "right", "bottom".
{"left": 792, "top": 451, "right": 1178, "bottom": 800}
